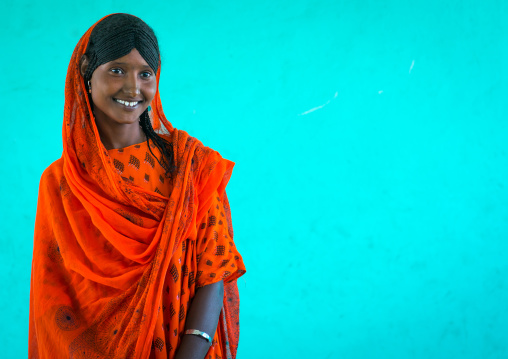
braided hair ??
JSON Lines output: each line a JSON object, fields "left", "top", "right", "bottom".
{"left": 140, "top": 108, "right": 175, "bottom": 177}
{"left": 83, "top": 13, "right": 175, "bottom": 177}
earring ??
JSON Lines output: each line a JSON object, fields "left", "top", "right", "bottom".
{"left": 87, "top": 81, "right": 92, "bottom": 94}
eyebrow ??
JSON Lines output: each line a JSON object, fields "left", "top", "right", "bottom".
{"left": 110, "top": 62, "right": 152, "bottom": 69}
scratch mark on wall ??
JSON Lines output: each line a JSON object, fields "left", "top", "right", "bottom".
{"left": 299, "top": 92, "right": 338, "bottom": 116}
{"left": 409, "top": 60, "right": 415, "bottom": 74}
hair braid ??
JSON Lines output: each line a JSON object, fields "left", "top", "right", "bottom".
{"left": 139, "top": 109, "right": 175, "bottom": 178}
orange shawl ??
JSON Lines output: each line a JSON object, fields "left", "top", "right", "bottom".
{"left": 29, "top": 15, "right": 245, "bottom": 359}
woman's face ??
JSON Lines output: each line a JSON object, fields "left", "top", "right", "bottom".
{"left": 88, "top": 48, "right": 157, "bottom": 127}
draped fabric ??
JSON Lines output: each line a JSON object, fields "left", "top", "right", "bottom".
{"left": 29, "top": 14, "right": 245, "bottom": 359}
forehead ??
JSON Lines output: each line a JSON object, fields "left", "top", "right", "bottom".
{"left": 100, "top": 48, "right": 152, "bottom": 69}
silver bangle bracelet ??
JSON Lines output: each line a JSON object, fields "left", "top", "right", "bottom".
{"left": 184, "top": 329, "right": 212, "bottom": 343}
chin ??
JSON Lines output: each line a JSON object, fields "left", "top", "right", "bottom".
{"left": 111, "top": 109, "right": 146, "bottom": 124}
{"left": 93, "top": 101, "right": 149, "bottom": 127}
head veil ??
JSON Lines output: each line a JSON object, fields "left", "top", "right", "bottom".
{"left": 29, "top": 14, "right": 240, "bottom": 358}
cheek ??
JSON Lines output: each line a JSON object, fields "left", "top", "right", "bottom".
{"left": 90, "top": 91, "right": 104, "bottom": 109}
{"left": 145, "top": 83, "right": 157, "bottom": 102}
{"left": 90, "top": 78, "right": 112, "bottom": 104}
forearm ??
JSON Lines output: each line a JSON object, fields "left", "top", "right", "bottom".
{"left": 174, "top": 280, "right": 224, "bottom": 359}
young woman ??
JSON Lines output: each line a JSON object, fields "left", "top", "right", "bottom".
{"left": 29, "top": 13, "right": 245, "bottom": 359}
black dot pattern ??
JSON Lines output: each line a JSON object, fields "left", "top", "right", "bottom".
{"left": 170, "top": 264, "right": 179, "bottom": 282}
{"left": 128, "top": 155, "right": 140, "bottom": 169}
{"left": 113, "top": 159, "right": 124, "bottom": 173}
{"left": 154, "top": 337, "right": 164, "bottom": 351}
{"left": 145, "top": 152, "right": 155, "bottom": 168}
{"left": 55, "top": 306, "right": 80, "bottom": 331}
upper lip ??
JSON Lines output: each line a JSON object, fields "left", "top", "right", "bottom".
{"left": 114, "top": 98, "right": 143, "bottom": 102}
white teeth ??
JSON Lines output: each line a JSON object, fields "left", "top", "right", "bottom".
{"left": 115, "top": 99, "right": 139, "bottom": 107}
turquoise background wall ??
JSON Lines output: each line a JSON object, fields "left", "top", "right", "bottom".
{"left": 1, "top": 0, "right": 507, "bottom": 358}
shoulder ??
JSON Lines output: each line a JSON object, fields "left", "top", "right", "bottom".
{"left": 166, "top": 128, "right": 233, "bottom": 176}
{"left": 35, "top": 158, "right": 69, "bottom": 207}
{"left": 168, "top": 128, "right": 216, "bottom": 163}
{"left": 39, "top": 158, "right": 64, "bottom": 188}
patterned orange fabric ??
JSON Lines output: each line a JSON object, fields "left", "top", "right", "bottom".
{"left": 108, "top": 142, "right": 171, "bottom": 198}
{"left": 29, "top": 14, "right": 245, "bottom": 359}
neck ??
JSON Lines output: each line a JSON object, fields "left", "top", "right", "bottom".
{"left": 94, "top": 119, "right": 146, "bottom": 150}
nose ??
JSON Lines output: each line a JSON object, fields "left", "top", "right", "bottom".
{"left": 124, "top": 73, "right": 140, "bottom": 97}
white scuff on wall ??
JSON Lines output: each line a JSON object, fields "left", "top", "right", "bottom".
{"left": 409, "top": 60, "right": 415, "bottom": 74}
{"left": 299, "top": 91, "right": 339, "bottom": 116}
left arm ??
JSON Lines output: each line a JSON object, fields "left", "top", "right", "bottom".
{"left": 174, "top": 280, "right": 224, "bottom": 359}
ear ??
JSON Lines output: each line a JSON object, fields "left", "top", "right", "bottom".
{"left": 80, "top": 55, "right": 89, "bottom": 77}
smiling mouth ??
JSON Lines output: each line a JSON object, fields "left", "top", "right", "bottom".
{"left": 114, "top": 98, "right": 142, "bottom": 107}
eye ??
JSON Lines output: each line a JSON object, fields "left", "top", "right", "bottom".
{"left": 140, "top": 71, "right": 153, "bottom": 79}
{"left": 110, "top": 68, "right": 124, "bottom": 75}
